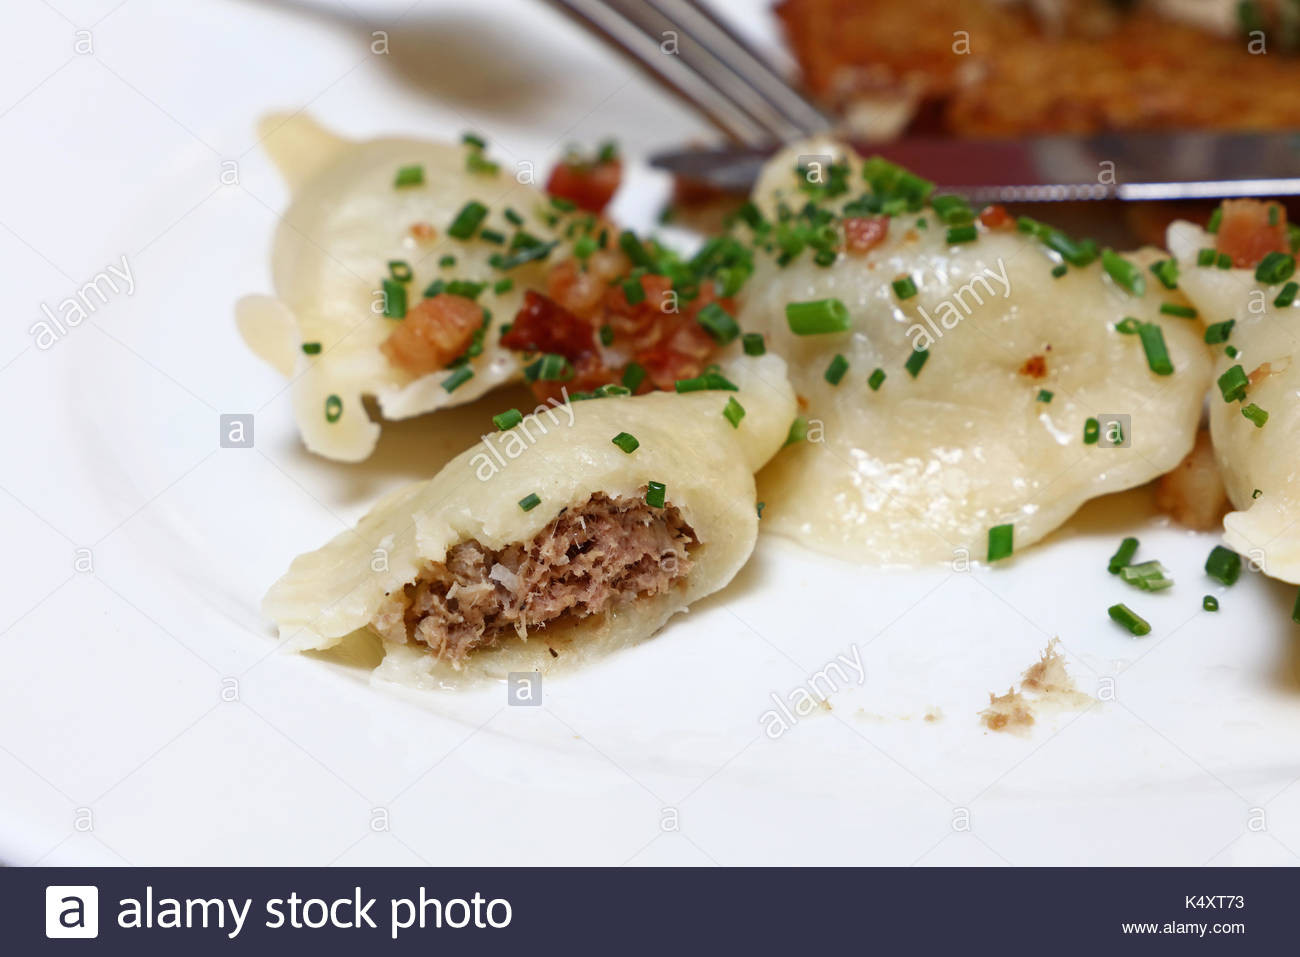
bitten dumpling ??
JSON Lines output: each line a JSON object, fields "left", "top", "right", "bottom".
{"left": 738, "top": 140, "right": 1212, "bottom": 564}
{"left": 263, "top": 355, "right": 796, "bottom": 688}
{"left": 1167, "top": 211, "right": 1300, "bottom": 582}
{"left": 236, "top": 115, "right": 571, "bottom": 462}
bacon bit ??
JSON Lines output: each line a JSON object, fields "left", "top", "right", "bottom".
{"left": 500, "top": 290, "right": 597, "bottom": 362}
{"left": 1248, "top": 362, "right": 1275, "bottom": 387}
{"left": 546, "top": 158, "right": 622, "bottom": 214}
{"left": 1215, "top": 199, "right": 1289, "bottom": 268}
{"left": 547, "top": 249, "right": 628, "bottom": 319}
{"left": 979, "top": 204, "right": 1013, "bottom": 229}
{"left": 410, "top": 222, "right": 436, "bottom": 241}
{"left": 380, "top": 294, "right": 483, "bottom": 377}
{"left": 843, "top": 216, "right": 889, "bottom": 254}
{"left": 504, "top": 256, "right": 727, "bottom": 401}
{"left": 1019, "top": 354, "right": 1048, "bottom": 378}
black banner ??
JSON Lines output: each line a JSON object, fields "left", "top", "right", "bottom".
{"left": 6, "top": 867, "right": 1294, "bottom": 953}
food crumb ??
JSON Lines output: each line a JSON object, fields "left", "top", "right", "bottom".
{"left": 980, "top": 638, "right": 1092, "bottom": 736}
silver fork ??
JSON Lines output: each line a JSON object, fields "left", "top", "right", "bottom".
{"left": 545, "top": 0, "right": 832, "bottom": 145}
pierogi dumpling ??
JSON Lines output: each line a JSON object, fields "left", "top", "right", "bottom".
{"left": 738, "top": 141, "right": 1213, "bottom": 564}
{"left": 237, "top": 115, "right": 570, "bottom": 462}
{"left": 1167, "top": 217, "right": 1300, "bottom": 583}
{"left": 263, "top": 355, "right": 796, "bottom": 688}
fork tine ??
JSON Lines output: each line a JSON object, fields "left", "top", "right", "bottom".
{"left": 547, "top": 0, "right": 797, "bottom": 145}
{"left": 656, "top": 0, "right": 832, "bottom": 137}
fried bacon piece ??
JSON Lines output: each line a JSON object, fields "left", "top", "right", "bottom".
{"left": 843, "top": 216, "right": 889, "bottom": 254}
{"left": 1215, "top": 200, "right": 1290, "bottom": 268}
{"left": 546, "top": 155, "right": 622, "bottom": 214}
{"left": 502, "top": 254, "right": 726, "bottom": 402}
{"left": 380, "top": 293, "right": 482, "bottom": 377}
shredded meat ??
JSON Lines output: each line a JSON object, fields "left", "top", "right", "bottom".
{"left": 370, "top": 493, "right": 697, "bottom": 666}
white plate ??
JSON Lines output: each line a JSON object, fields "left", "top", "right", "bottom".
{"left": 3, "top": 0, "right": 1300, "bottom": 867}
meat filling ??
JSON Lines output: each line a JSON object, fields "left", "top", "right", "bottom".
{"left": 371, "top": 493, "right": 697, "bottom": 665}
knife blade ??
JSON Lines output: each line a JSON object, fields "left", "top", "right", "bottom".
{"left": 650, "top": 130, "right": 1300, "bottom": 202}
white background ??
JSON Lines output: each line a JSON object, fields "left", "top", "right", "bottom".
{"left": 2, "top": 0, "right": 1300, "bottom": 867}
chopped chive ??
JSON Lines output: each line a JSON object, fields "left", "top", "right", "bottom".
{"left": 598, "top": 324, "right": 614, "bottom": 347}
{"left": 1115, "top": 316, "right": 1142, "bottom": 335}
{"left": 784, "top": 416, "right": 809, "bottom": 447}
{"left": 1225, "top": 345, "right": 1239, "bottom": 358}
{"left": 696, "top": 302, "right": 740, "bottom": 344}
{"left": 611, "top": 431, "right": 639, "bottom": 453}
{"left": 931, "top": 194, "right": 973, "bottom": 224}
{"left": 904, "top": 348, "right": 929, "bottom": 378}
{"left": 1217, "top": 365, "right": 1249, "bottom": 402}
{"left": 1203, "top": 595, "right": 1219, "bottom": 612}
{"left": 1204, "top": 320, "right": 1235, "bottom": 344}
{"left": 1255, "top": 251, "right": 1296, "bottom": 284}
{"left": 422, "top": 279, "right": 445, "bottom": 298}
{"left": 1293, "top": 587, "right": 1300, "bottom": 624}
{"left": 621, "top": 276, "right": 646, "bottom": 306}
{"left": 946, "top": 223, "right": 977, "bottom": 244}
{"left": 1217, "top": 252, "right": 1232, "bottom": 269}
{"left": 1036, "top": 389, "right": 1053, "bottom": 403}
{"left": 572, "top": 235, "right": 597, "bottom": 260}
{"left": 645, "top": 481, "right": 666, "bottom": 509}
{"left": 622, "top": 362, "right": 646, "bottom": 392}
{"left": 439, "top": 255, "right": 456, "bottom": 268}
{"left": 388, "top": 260, "right": 412, "bottom": 282}
{"left": 447, "top": 201, "right": 488, "bottom": 239}
{"left": 674, "top": 371, "right": 738, "bottom": 393}
{"left": 493, "top": 278, "right": 514, "bottom": 295}
{"left": 1159, "top": 302, "right": 1197, "bottom": 318}
{"left": 1137, "top": 322, "right": 1174, "bottom": 375}
{"left": 987, "top": 524, "right": 1013, "bottom": 562}
{"left": 1242, "top": 403, "right": 1269, "bottom": 428}
{"left": 756, "top": 501, "right": 765, "bottom": 518}
{"left": 1206, "top": 206, "right": 1223, "bottom": 233}
{"left": 892, "top": 276, "right": 918, "bottom": 300}
{"left": 504, "top": 207, "right": 523, "bottom": 226}
{"left": 518, "top": 493, "right": 541, "bottom": 512}
{"left": 1108, "top": 603, "right": 1151, "bottom": 636}
{"left": 549, "top": 195, "right": 576, "bottom": 213}
{"left": 1196, "top": 248, "right": 1217, "bottom": 267}
{"left": 393, "top": 164, "right": 424, "bottom": 188}
{"left": 382, "top": 279, "right": 407, "bottom": 318}
{"left": 722, "top": 397, "right": 745, "bottom": 428}
{"left": 1205, "top": 545, "right": 1242, "bottom": 585}
{"left": 324, "top": 394, "right": 343, "bottom": 423}
{"left": 868, "top": 368, "right": 886, "bottom": 391}
{"left": 479, "top": 228, "right": 506, "bottom": 245}
{"left": 461, "top": 132, "right": 487, "bottom": 150}
{"left": 1275, "top": 281, "right": 1298, "bottom": 307}
{"left": 442, "top": 365, "right": 474, "bottom": 392}
{"left": 1253, "top": 488, "right": 1263, "bottom": 499}
{"left": 1051, "top": 263, "right": 1068, "bottom": 278}
{"left": 742, "top": 332, "right": 766, "bottom": 356}
{"left": 523, "top": 353, "right": 572, "bottom": 382}
{"left": 1119, "top": 560, "right": 1173, "bottom": 592}
{"left": 1084, "top": 417, "right": 1100, "bottom": 444}
{"left": 786, "top": 298, "right": 851, "bottom": 335}
{"left": 444, "top": 280, "right": 486, "bottom": 300}
{"left": 824, "top": 353, "right": 849, "bottom": 385}
{"left": 488, "top": 240, "right": 558, "bottom": 271}
{"left": 493, "top": 408, "right": 523, "bottom": 430}
{"left": 1149, "top": 259, "right": 1179, "bottom": 290}
{"left": 1102, "top": 248, "right": 1145, "bottom": 295}
{"left": 466, "top": 152, "right": 499, "bottom": 176}
{"left": 1108, "top": 536, "right": 1139, "bottom": 573}
{"left": 301, "top": 341, "right": 322, "bottom": 355}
